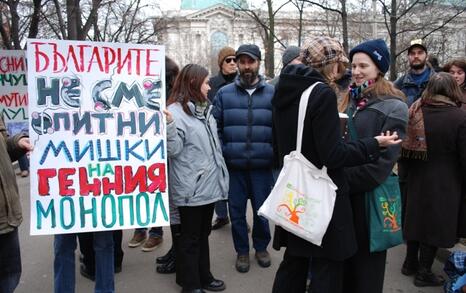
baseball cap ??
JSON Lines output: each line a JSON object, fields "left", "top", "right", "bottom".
{"left": 408, "top": 39, "right": 427, "bottom": 54}
{"left": 236, "top": 44, "right": 261, "bottom": 61}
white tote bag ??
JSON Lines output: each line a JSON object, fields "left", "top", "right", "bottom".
{"left": 258, "top": 82, "right": 337, "bottom": 246}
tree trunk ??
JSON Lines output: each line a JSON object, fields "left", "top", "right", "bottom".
{"left": 8, "top": 0, "right": 21, "bottom": 49}
{"left": 265, "top": 0, "right": 275, "bottom": 78}
{"left": 66, "top": 0, "right": 79, "bottom": 40}
{"left": 389, "top": 0, "right": 397, "bottom": 81}
{"left": 340, "top": 0, "right": 348, "bottom": 55}
{"left": 298, "top": 1, "right": 304, "bottom": 46}
{"left": 27, "top": 0, "right": 42, "bottom": 40}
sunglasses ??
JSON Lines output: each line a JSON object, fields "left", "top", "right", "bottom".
{"left": 224, "top": 57, "right": 236, "bottom": 64}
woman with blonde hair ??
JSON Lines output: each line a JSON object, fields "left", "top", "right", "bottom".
{"left": 338, "top": 39, "right": 408, "bottom": 293}
{"left": 271, "top": 36, "right": 403, "bottom": 293}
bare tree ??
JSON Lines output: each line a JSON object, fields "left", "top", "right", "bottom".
{"left": 301, "top": 0, "right": 349, "bottom": 54}
{"left": 92, "top": 0, "right": 168, "bottom": 44}
{"left": 0, "top": 0, "right": 43, "bottom": 49}
{"left": 289, "top": 0, "right": 311, "bottom": 46}
{"left": 378, "top": 0, "right": 466, "bottom": 80}
{"left": 230, "top": 0, "right": 290, "bottom": 78}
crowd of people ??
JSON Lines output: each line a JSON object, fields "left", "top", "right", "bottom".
{"left": 0, "top": 35, "right": 465, "bottom": 293}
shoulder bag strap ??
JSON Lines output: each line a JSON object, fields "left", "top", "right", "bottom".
{"left": 296, "top": 82, "right": 322, "bottom": 154}
{"left": 346, "top": 106, "right": 359, "bottom": 141}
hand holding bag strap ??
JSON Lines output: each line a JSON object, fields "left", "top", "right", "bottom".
{"left": 296, "top": 82, "right": 322, "bottom": 154}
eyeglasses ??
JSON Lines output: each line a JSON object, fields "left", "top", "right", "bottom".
{"left": 224, "top": 57, "right": 236, "bottom": 64}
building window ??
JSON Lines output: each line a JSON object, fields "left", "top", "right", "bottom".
{"left": 211, "top": 31, "right": 228, "bottom": 54}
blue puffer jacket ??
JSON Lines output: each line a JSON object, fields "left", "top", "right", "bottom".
{"left": 213, "top": 76, "right": 274, "bottom": 170}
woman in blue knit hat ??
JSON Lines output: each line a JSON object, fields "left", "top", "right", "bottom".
{"left": 338, "top": 39, "right": 409, "bottom": 293}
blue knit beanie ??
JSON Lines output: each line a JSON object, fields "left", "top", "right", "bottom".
{"left": 349, "top": 39, "right": 390, "bottom": 74}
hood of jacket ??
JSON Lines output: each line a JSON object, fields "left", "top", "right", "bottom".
{"left": 272, "top": 64, "right": 326, "bottom": 110}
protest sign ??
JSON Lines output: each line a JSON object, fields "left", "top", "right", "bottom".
{"left": 27, "top": 39, "right": 168, "bottom": 235}
{"left": 0, "top": 50, "right": 28, "bottom": 135}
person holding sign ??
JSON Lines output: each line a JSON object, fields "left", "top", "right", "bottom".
{"left": 164, "top": 64, "right": 229, "bottom": 293}
{"left": 0, "top": 117, "right": 32, "bottom": 293}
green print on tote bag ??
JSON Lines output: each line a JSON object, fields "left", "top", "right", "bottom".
{"left": 346, "top": 107, "right": 403, "bottom": 253}
{"left": 365, "top": 174, "right": 403, "bottom": 252}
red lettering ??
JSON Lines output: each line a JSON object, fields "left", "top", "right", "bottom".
{"left": 102, "top": 166, "right": 123, "bottom": 195}
{"left": 147, "top": 163, "right": 166, "bottom": 192}
{"left": 103, "top": 47, "right": 116, "bottom": 74}
{"left": 87, "top": 46, "right": 104, "bottom": 72}
{"left": 58, "top": 168, "right": 76, "bottom": 196}
{"left": 37, "top": 168, "right": 57, "bottom": 195}
{"left": 31, "top": 42, "right": 50, "bottom": 72}
{"left": 117, "top": 48, "right": 132, "bottom": 75}
{"left": 146, "top": 49, "right": 159, "bottom": 77}
{"left": 78, "top": 45, "right": 91, "bottom": 72}
{"left": 14, "top": 56, "right": 25, "bottom": 71}
{"left": 79, "top": 167, "right": 102, "bottom": 196}
{"left": 51, "top": 42, "right": 66, "bottom": 73}
{"left": 133, "top": 49, "right": 143, "bottom": 76}
{"left": 64, "top": 45, "right": 80, "bottom": 73}
{"left": 124, "top": 165, "right": 147, "bottom": 194}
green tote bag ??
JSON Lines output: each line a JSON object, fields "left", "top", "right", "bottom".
{"left": 346, "top": 107, "right": 403, "bottom": 252}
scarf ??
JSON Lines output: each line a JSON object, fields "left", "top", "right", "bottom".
{"left": 401, "top": 94, "right": 457, "bottom": 160}
{"left": 349, "top": 80, "right": 375, "bottom": 110}
{"left": 191, "top": 100, "right": 209, "bottom": 119}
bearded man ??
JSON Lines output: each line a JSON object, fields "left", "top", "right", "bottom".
{"left": 212, "top": 44, "right": 275, "bottom": 274}
{"left": 395, "top": 39, "right": 436, "bottom": 106}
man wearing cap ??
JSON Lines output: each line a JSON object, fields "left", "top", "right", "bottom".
{"left": 269, "top": 45, "right": 301, "bottom": 87}
{"left": 208, "top": 46, "right": 238, "bottom": 231}
{"left": 212, "top": 44, "right": 275, "bottom": 273}
{"left": 395, "top": 39, "right": 435, "bottom": 106}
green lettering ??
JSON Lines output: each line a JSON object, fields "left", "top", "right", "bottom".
{"left": 118, "top": 195, "right": 134, "bottom": 225}
{"left": 60, "top": 197, "right": 75, "bottom": 230}
{"left": 36, "top": 199, "right": 56, "bottom": 230}
{"left": 152, "top": 192, "right": 168, "bottom": 223}
{"left": 136, "top": 192, "right": 150, "bottom": 226}
{"left": 87, "top": 163, "right": 101, "bottom": 177}
{"left": 102, "top": 195, "right": 117, "bottom": 228}
{"left": 79, "top": 196, "right": 97, "bottom": 228}
{"left": 102, "top": 163, "right": 114, "bottom": 176}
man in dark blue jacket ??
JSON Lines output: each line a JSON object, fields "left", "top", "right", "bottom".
{"left": 394, "top": 39, "right": 435, "bottom": 107}
{"left": 213, "top": 44, "right": 275, "bottom": 274}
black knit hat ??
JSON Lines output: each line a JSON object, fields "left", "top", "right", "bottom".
{"left": 349, "top": 39, "right": 390, "bottom": 74}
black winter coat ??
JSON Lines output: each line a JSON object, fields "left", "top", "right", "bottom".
{"left": 403, "top": 104, "right": 466, "bottom": 248}
{"left": 344, "top": 96, "right": 408, "bottom": 254}
{"left": 207, "top": 72, "right": 236, "bottom": 102}
{"left": 272, "top": 64, "right": 381, "bottom": 261}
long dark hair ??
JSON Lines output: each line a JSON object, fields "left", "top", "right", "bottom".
{"left": 167, "top": 64, "right": 209, "bottom": 115}
{"left": 421, "top": 72, "right": 463, "bottom": 106}
{"left": 165, "top": 56, "right": 180, "bottom": 98}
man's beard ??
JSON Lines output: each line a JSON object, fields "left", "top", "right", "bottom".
{"left": 239, "top": 69, "right": 259, "bottom": 88}
{"left": 410, "top": 59, "right": 426, "bottom": 70}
